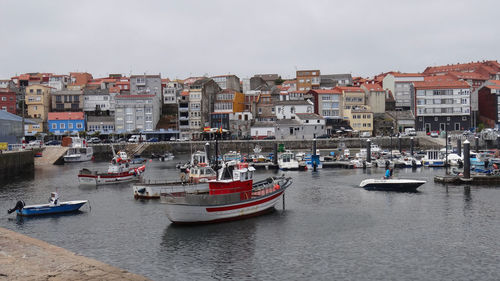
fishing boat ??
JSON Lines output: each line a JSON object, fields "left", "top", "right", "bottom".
{"left": 350, "top": 158, "right": 372, "bottom": 168}
{"left": 78, "top": 147, "right": 145, "bottom": 185}
{"left": 278, "top": 150, "right": 300, "bottom": 170}
{"left": 421, "top": 150, "right": 445, "bottom": 167}
{"left": 133, "top": 182, "right": 209, "bottom": 199}
{"left": 394, "top": 156, "right": 422, "bottom": 168}
{"left": 163, "top": 162, "right": 292, "bottom": 224}
{"left": 64, "top": 137, "right": 93, "bottom": 163}
{"left": 359, "top": 178, "right": 426, "bottom": 192}
{"left": 7, "top": 192, "right": 88, "bottom": 216}
{"left": 374, "top": 158, "right": 394, "bottom": 168}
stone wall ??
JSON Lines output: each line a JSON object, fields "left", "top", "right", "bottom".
{"left": 0, "top": 151, "right": 35, "bottom": 180}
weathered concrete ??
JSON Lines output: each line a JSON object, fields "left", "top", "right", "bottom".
{"left": 0, "top": 227, "right": 151, "bottom": 281}
{"left": 0, "top": 151, "right": 34, "bottom": 180}
{"left": 91, "top": 136, "right": 444, "bottom": 159}
{"left": 34, "top": 146, "right": 68, "bottom": 166}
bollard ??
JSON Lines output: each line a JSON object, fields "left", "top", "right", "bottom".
{"left": 410, "top": 137, "right": 414, "bottom": 156}
{"left": 312, "top": 139, "right": 317, "bottom": 156}
{"left": 366, "top": 139, "right": 371, "bottom": 163}
{"left": 398, "top": 136, "right": 402, "bottom": 153}
{"left": 273, "top": 142, "right": 278, "bottom": 165}
{"left": 464, "top": 140, "right": 470, "bottom": 179}
{"left": 204, "top": 142, "right": 210, "bottom": 165}
{"left": 457, "top": 138, "right": 461, "bottom": 156}
{"left": 475, "top": 137, "right": 479, "bottom": 152}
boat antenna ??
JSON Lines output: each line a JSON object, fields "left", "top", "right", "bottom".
{"left": 214, "top": 138, "right": 219, "bottom": 171}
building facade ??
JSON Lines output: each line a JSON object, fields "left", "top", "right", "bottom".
{"left": 275, "top": 113, "right": 325, "bottom": 140}
{"left": 343, "top": 105, "right": 373, "bottom": 135}
{"left": 130, "top": 74, "right": 162, "bottom": 102}
{"left": 115, "top": 94, "right": 160, "bottom": 132}
{"left": 83, "top": 88, "right": 115, "bottom": 114}
{"left": 477, "top": 80, "right": 500, "bottom": 128}
{"left": 51, "top": 90, "right": 83, "bottom": 112}
{"left": 413, "top": 79, "right": 471, "bottom": 132}
{"left": 87, "top": 115, "right": 115, "bottom": 134}
{"left": 48, "top": 112, "right": 85, "bottom": 135}
{"left": 309, "top": 89, "right": 343, "bottom": 119}
{"left": 25, "top": 84, "right": 52, "bottom": 131}
{"left": 296, "top": 70, "right": 320, "bottom": 91}
{"left": 0, "top": 89, "right": 16, "bottom": 114}
{"left": 382, "top": 73, "right": 425, "bottom": 110}
{"left": 274, "top": 100, "right": 314, "bottom": 119}
{"left": 361, "top": 83, "right": 386, "bottom": 114}
{"left": 211, "top": 75, "right": 241, "bottom": 91}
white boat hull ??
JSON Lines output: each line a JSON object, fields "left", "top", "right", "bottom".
{"left": 64, "top": 154, "right": 93, "bottom": 162}
{"left": 165, "top": 190, "right": 284, "bottom": 224}
{"left": 78, "top": 173, "right": 139, "bottom": 185}
{"left": 133, "top": 184, "right": 209, "bottom": 199}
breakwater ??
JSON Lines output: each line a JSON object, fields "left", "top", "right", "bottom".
{"left": 0, "top": 150, "right": 35, "bottom": 180}
{"left": 90, "top": 136, "right": 434, "bottom": 161}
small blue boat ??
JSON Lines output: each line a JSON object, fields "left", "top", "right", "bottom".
{"left": 8, "top": 194, "right": 88, "bottom": 217}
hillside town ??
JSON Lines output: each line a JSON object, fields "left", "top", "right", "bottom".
{"left": 2, "top": 59, "right": 500, "bottom": 143}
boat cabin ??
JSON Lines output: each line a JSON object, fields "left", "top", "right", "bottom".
{"left": 209, "top": 162, "right": 255, "bottom": 200}
{"left": 189, "top": 165, "right": 217, "bottom": 183}
{"left": 280, "top": 151, "right": 296, "bottom": 163}
{"left": 191, "top": 151, "right": 208, "bottom": 166}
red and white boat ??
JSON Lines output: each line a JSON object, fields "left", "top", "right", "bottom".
{"left": 163, "top": 162, "right": 292, "bottom": 224}
{"left": 78, "top": 150, "right": 146, "bottom": 185}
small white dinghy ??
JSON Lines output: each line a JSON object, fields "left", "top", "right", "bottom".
{"left": 359, "top": 178, "right": 426, "bottom": 192}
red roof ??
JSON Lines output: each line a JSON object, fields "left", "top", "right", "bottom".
{"left": 413, "top": 79, "right": 470, "bottom": 89}
{"left": 484, "top": 80, "right": 500, "bottom": 90}
{"left": 309, "top": 89, "right": 341, "bottom": 94}
{"left": 361, "top": 83, "right": 383, "bottom": 91}
{"left": 447, "top": 72, "right": 489, "bottom": 80}
{"left": 337, "top": 86, "right": 363, "bottom": 92}
{"left": 424, "top": 61, "right": 500, "bottom": 75}
{"left": 180, "top": 91, "right": 189, "bottom": 96}
{"left": 392, "top": 72, "right": 424, "bottom": 78}
{"left": 116, "top": 94, "right": 156, "bottom": 98}
{"left": 48, "top": 112, "right": 84, "bottom": 120}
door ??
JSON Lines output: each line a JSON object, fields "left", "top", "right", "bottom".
{"left": 439, "top": 123, "right": 446, "bottom": 132}
{"left": 425, "top": 123, "right": 431, "bottom": 133}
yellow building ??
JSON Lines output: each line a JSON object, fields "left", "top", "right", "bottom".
{"left": 25, "top": 118, "right": 44, "bottom": 136}
{"left": 26, "top": 85, "right": 52, "bottom": 131}
{"left": 339, "top": 86, "right": 365, "bottom": 110}
{"left": 343, "top": 105, "right": 373, "bottom": 135}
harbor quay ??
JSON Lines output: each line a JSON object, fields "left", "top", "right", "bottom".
{"left": 0, "top": 227, "right": 150, "bottom": 281}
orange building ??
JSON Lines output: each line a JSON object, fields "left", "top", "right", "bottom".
{"left": 296, "top": 70, "right": 320, "bottom": 91}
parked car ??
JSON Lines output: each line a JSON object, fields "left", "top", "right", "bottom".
{"left": 116, "top": 137, "right": 127, "bottom": 143}
{"left": 147, "top": 137, "right": 159, "bottom": 143}
{"left": 360, "top": 132, "right": 371, "bottom": 138}
{"left": 28, "top": 140, "right": 43, "bottom": 147}
{"left": 430, "top": 131, "right": 439, "bottom": 138}
{"left": 128, "top": 135, "right": 146, "bottom": 143}
{"left": 89, "top": 137, "right": 101, "bottom": 144}
{"left": 101, "top": 139, "right": 113, "bottom": 144}
{"left": 45, "top": 140, "right": 61, "bottom": 146}
{"left": 316, "top": 134, "right": 330, "bottom": 139}
{"left": 176, "top": 137, "right": 189, "bottom": 142}
{"left": 263, "top": 136, "right": 276, "bottom": 140}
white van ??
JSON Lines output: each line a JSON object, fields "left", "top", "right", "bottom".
{"left": 405, "top": 128, "right": 417, "bottom": 136}
{"left": 128, "top": 135, "right": 146, "bottom": 143}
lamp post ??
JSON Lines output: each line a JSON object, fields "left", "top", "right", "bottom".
{"left": 445, "top": 125, "right": 448, "bottom": 174}
{"left": 390, "top": 126, "right": 393, "bottom": 160}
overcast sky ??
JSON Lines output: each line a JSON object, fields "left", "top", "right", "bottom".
{"left": 1, "top": 0, "right": 499, "bottom": 80}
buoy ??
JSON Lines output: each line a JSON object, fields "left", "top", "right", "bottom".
{"left": 274, "top": 184, "right": 280, "bottom": 190}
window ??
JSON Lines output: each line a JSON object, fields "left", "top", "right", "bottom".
{"left": 1, "top": 97, "right": 5, "bottom": 101}
{"left": 68, "top": 123, "right": 73, "bottom": 129}
{"left": 462, "top": 116, "right": 467, "bottom": 121}
{"left": 76, "top": 123, "right": 83, "bottom": 129}
{"left": 36, "top": 89, "right": 41, "bottom": 94}
{"left": 52, "top": 123, "right": 57, "bottom": 129}
{"left": 60, "top": 123, "right": 65, "bottom": 129}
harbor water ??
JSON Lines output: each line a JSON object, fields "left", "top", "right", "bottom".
{"left": 1, "top": 156, "right": 500, "bottom": 280}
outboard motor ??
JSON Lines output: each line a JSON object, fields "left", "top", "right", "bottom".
{"left": 8, "top": 200, "right": 25, "bottom": 214}
{"left": 362, "top": 160, "right": 367, "bottom": 169}
{"left": 458, "top": 159, "right": 463, "bottom": 168}
{"left": 385, "top": 160, "right": 390, "bottom": 169}
{"left": 412, "top": 159, "right": 417, "bottom": 169}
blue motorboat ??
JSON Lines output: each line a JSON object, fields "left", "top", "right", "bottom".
{"left": 8, "top": 192, "right": 88, "bottom": 216}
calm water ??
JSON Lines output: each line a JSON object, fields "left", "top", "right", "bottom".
{"left": 1, "top": 157, "right": 500, "bottom": 281}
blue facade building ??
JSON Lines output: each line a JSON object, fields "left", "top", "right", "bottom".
{"left": 48, "top": 112, "right": 85, "bottom": 135}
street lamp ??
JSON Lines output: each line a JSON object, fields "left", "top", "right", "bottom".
{"left": 390, "top": 126, "right": 393, "bottom": 160}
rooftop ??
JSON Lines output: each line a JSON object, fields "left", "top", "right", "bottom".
{"left": 276, "top": 119, "right": 301, "bottom": 126}
{"left": 274, "top": 100, "right": 313, "bottom": 106}
{"left": 308, "top": 89, "right": 341, "bottom": 94}
{"left": 295, "top": 113, "right": 324, "bottom": 120}
{"left": 48, "top": 112, "right": 84, "bottom": 120}
{"left": 0, "top": 110, "right": 37, "bottom": 124}
{"left": 413, "top": 79, "right": 470, "bottom": 89}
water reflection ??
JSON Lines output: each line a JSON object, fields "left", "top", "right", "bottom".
{"left": 161, "top": 219, "right": 257, "bottom": 280}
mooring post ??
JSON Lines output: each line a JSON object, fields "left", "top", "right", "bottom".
{"left": 312, "top": 138, "right": 317, "bottom": 171}
{"left": 410, "top": 137, "right": 414, "bottom": 156}
{"left": 457, "top": 138, "right": 462, "bottom": 156}
{"left": 273, "top": 142, "right": 278, "bottom": 165}
{"left": 282, "top": 193, "right": 285, "bottom": 210}
{"left": 464, "top": 140, "right": 470, "bottom": 179}
{"left": 205, "top": 142, "right": 210, "bottom": 165}
{"left": 475, "top": 136, "right": 479, "bottom": 152}
{"left": 366, "top": 139, "right": 371, "bottom": 163}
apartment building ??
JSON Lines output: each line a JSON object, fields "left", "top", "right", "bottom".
{"left": 343, "top": 105, "right": 373, "bottom": 135}
{"left": 477, "top": 80, "right": 500, "bottom": 128}
{"left": 51, "top": 90, "right": 83, "bottom": 112}
{"left": 25, "top": 84, "right": 52, "bottom": 131}
{"left": 361, "top": 83, "right": 386, "bottom": 114}
{"left": 275, "top": 113, "right": 325, "bottom": 140}
{"left": 309, "top": 89, "right": 343, "bottom": 119}
{"left": 296, "top": 70, "right": 320, "bottom": 91}
{"left": 274, "top": 100, "right": 314, "bottom": 119}
{"left": 114, "top": 94, "right": 160, "bottom": 132}
{"left": 130, "top": 74, "right": 162, "bottom": 102}
{"left": 0, "top": 89, "right": 16, "bottom": 114}
{"left": 211, "top": 75, "right": 240, "bottom": 91}
{"left": 413, "top": 79, "right": 471, "bottom": 132}
{"left": 210, "top": 89, "right": 245, "bottom": 130}
{"left": 382, "top": 73, "right": 425, "bottom": 110}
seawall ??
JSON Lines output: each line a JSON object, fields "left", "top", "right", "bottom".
{"left": 90, "top": 136, "right": 438, "bottom": 160}
{"left": 0, "top": 151, "right": 35, "bottom": 180}
{"left": 0, "top": 227, "right": 151, "bottom": 280}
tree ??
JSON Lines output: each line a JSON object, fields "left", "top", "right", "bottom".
{"left": 91, "top": 131, "right": 101, "bottom": 138}
{"left": 79, "top": 131, "right": 88, "bottom": 138}
{"left": 274, "top": 76, "right": 285, "bottom": 86}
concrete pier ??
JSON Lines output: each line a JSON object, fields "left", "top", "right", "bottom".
{"left": 0, "top": 227, "right": 150, "bottom": 280}
{"left": 0, "top": 151, "right": 34, "bottom": 180}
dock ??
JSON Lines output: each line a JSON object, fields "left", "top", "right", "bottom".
{"left": 434, "top": 174, "right": 500, "bottom": 185}
{"left": 322, "top": 161, "right": 354, "bottom": 169}
{"left": 0, "top": 227, "right": 150, "bottom": 280}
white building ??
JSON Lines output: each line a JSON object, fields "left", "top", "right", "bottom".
{"left": 275, "top": 113, "right": 326, "bottom": 140}
{"left": 48, "top": 75, "right": 69, "bottom": 91}
{"left": 274, "top": 100, "right": 314, "bottom": 119}
{"left": 83, "top": 88, "right": 116, "bottom": 113}
{"left": 114, "top": 94, "right": 160, "bottom": 132}
{"left": 383, "top": 73, "right": 425, "bottom": 109}
{"left": 251, "top": 122, "right": 275, "bottom": 139}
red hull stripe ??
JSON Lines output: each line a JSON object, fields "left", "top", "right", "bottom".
{"left": 78, "top": 173, "right": 133, "bottom": 179}
{"left": 206, "top": 191, "right": 283, "bottom": 212}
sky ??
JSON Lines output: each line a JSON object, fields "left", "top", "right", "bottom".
{"left": 1, "top": 0, "right": 499, "bottom": 80}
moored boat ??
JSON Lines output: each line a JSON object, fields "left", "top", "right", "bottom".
{"left": 78, "top": 147, "right": 145, "bottom": 185}
{"left": 359, "top": 178, "right": 426, "bottom": 192}
{"left": 63, "top": 137, "right": 93, "bottom": 163}
{"left": 163, "top": 162, "right": 292, "bottom": 224}
{"left": 7, "top": 192, "right": 88, "bottom": 216}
